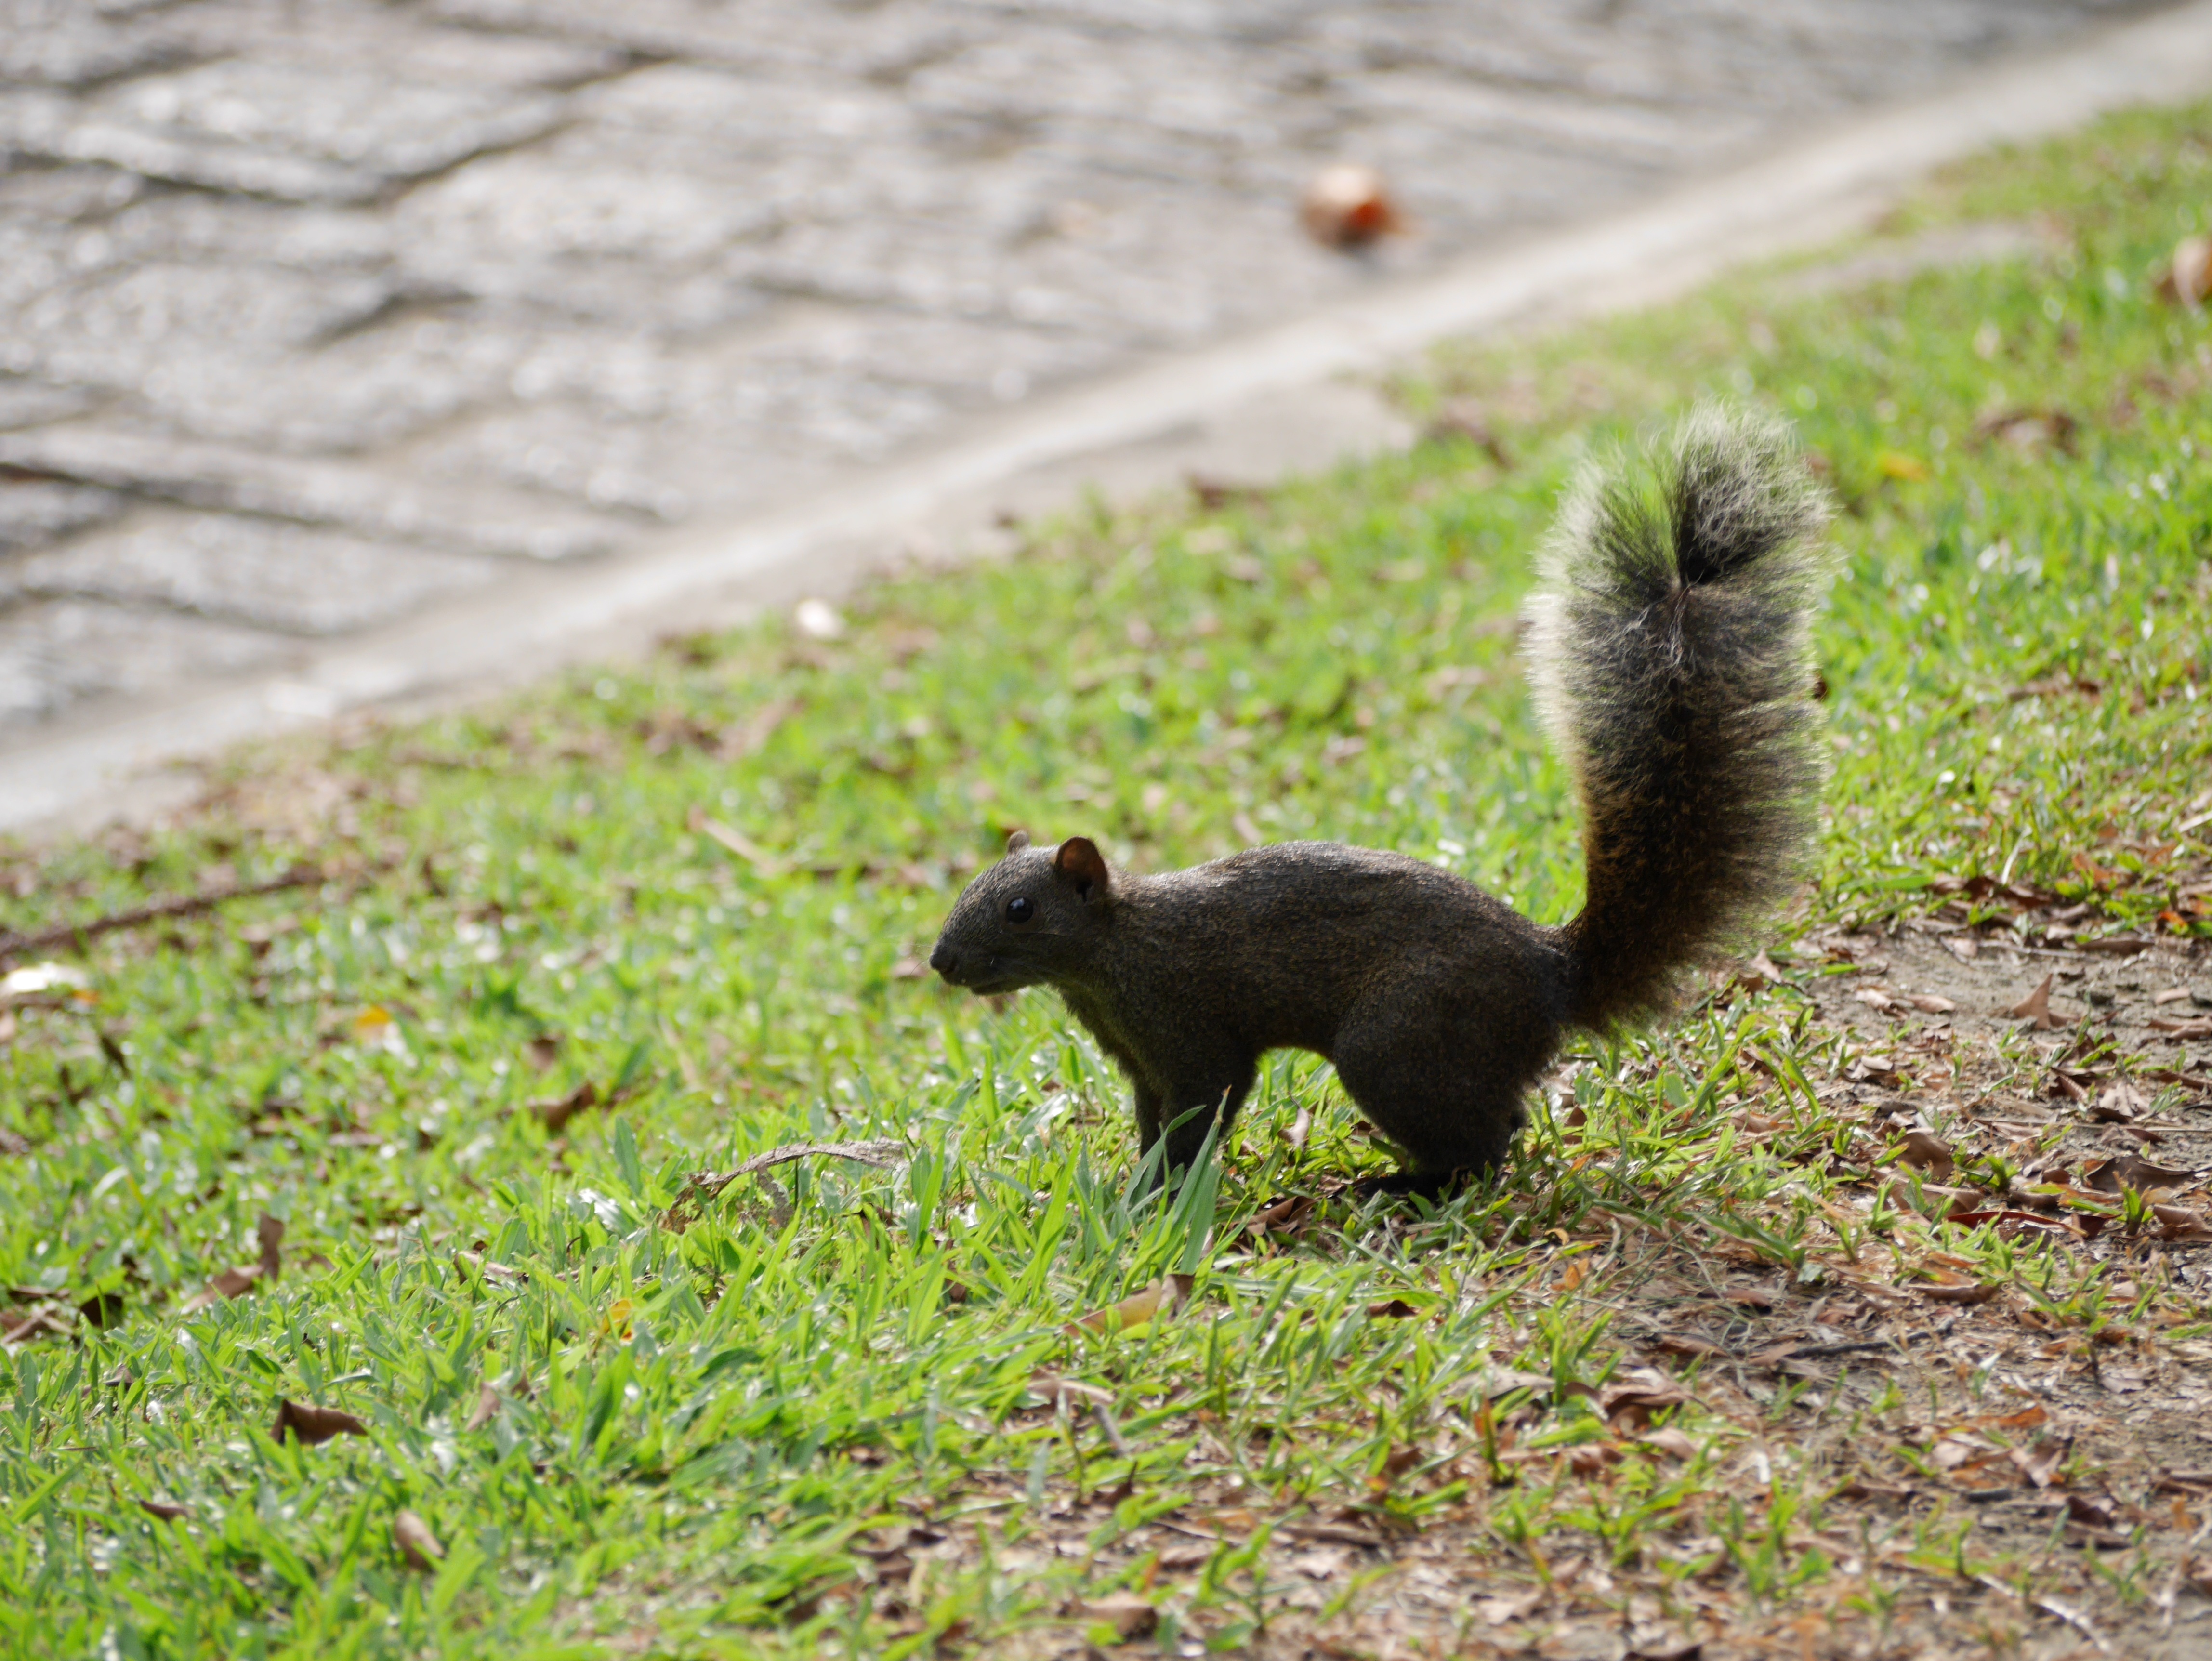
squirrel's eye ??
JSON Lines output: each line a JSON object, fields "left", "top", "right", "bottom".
{"left": 1006, "top": 896, "right": 1035, "bottom": 924}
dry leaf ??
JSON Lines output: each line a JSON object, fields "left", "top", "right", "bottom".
{"left": 525, "top": 1033, "right": 561, "bottom": 1071}
{"left": 1640, "top": 1426, "right": 1700, "bottom": 1461}
{"left": 1854, "top": 986, "right": 1898, "bottom": 1013}
{"left": 1476, "top": 1589, "right": 1545, "bottom": 1626}
{"left": 1067, "top": 1273, "right": 1194, "bottom": 1337}
{"left": 2150, "top": 1015, "right": 2212, "bottom": 1039}
{"left": 1291, "top": 1546, "right": 1349, "bottom": 1580}
{"left": 271, "top": 1398, "right": 369, "bottom": 1446}
{"left": 2011, "top": 973, "right": 2057, "bottom": 1029}
{"left": 1299, "top": 164, "right": 1401, "bottom": 249}
{"left": 1896, "top": 1128, "right": 1955, "bottom": 1181}
{"left": 256, "top": 1214, "right": 284, "bottom": 1280}
{"left": 2153, "top": 987, "right": 2194, "bottom": 1005}
{"left": 1028, "top": 1372, "right": 1114, "bottom": 1411}
{"left": 698, "top": 818, "right": 789, "bottom": 878}
{"left": 1247, "top": 1193, "right": 1315, "bottom": 1239}
{"left": 1601, "top": 1367, "right": 1689, "bottom": 1429}
{"left": 1464, "top": 1366, "right": 1560, "bottom": 1400}
{"left": 1920, "top": 1280, "right": 2000, "bottom": 1305}
{"left": 1366, "top": 1298, "right": 1420, "bottom": 1319}
{"left": 1655, "top": 1334, "right": 1726, "bottom": 1360}
{"left": 464, "top": 1382, "right": 502, "bottom": 1434}
{"left": 1904, "top": 993, "right": 1957, "bottom": 1015}
{"left": 1080, "top": 1593, "right": 1158, "bottom": 1640}
{"left": 1943, "top": 934, "right": 1980, "bottom": 963}
{"left": 2008, "top": 1437, "right": 2069, "bottom": 1489}
{"left": 180, "top": 1262, "right": 263, "bottom": 1312}
{"left": 528, "top": 1080, "right": 599, "bottom": 1133}
{"left": 2159, "top": 236, "right": 2212, "bottom": 306}
{"left": 136, "top": 1497, "right": 189, "bottom": 1521}
{"left": 394, "top": 1509, "right": 444, "bottom": 1571}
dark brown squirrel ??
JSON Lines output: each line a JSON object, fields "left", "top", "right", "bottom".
{"left": 928, "top": 407, "right": 1837, "bottom": 1191}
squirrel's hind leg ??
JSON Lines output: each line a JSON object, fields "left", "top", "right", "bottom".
{"left": 1331, "top": 1001, "right": 1545, "bottom": 1182}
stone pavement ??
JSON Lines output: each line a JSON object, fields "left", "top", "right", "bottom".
{"left": 0, "top": 0, "right": 2162, "bottom": 741}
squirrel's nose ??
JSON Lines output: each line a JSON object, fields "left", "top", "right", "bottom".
{"left": 928, "top": 941, "right": 957, "bottom": 980}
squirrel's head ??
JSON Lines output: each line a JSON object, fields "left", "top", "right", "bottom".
{"left": 929, "top": 830, "right": 1114, "bottom": 995}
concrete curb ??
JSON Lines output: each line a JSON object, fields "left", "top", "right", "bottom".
{"left": 12, "top": 0, "right": 2212, "bottom": 835}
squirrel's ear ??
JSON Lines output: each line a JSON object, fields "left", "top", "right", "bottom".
{"left": 1053, "top": 836, "right": 1112, "bottom": 900}
{"left": 1005, "top": 830, "right": 1031, "bottom": 855}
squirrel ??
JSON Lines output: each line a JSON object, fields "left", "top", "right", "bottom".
{"left": 928, "top": 406, "right": 1836, "bottom": 1191}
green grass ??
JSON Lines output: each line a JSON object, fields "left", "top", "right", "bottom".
{"left": 4, "top": 98, "right": 2212, "bottom": 1659}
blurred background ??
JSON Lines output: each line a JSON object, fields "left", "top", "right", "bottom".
{"left": 0, "top": 0, "right": 2164, "bottom": 742}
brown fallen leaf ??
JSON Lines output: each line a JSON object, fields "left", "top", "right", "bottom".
{"left": 680, "top": 1139, "right": 908, "bottom": 1207}
{"left": 1067, "top": 1273, "right": 1195, "bottom": 1337}
{"left": 1475, "top": 1589, "right": 1546, "bottom": 1627}
{"left": 2159, "top": 235, "right": 2212, "bottom": 306}
{"left": 256, "top": 1213, "right": 284, "bottom": 1280}
{"left": 1854, "top": 986, "right": 1898, "bottom": 1013}
{"left": 698, "top": 817, "right": 789, "bottom": 878}
{"left": 1640, "top": 1425, "right": 1701, "bottom": 1462}
{"left": 180, "top": 1263, "right": 263, "bottom": 1313}
{"left": 2090, "top": 1081, "right": 2148, "bottom": 1123}
{"left": 1247, "top": 1192, "right": 1315, "bottom": 1239}
{"left": 394, "top": 1508, "right": 444, "bottom": 1571}
{"left": 1081, "top": 1593, "right": 1158, "bottom": 1640}
{"left": 464, "top": 1382, "right": 502, "bottom": 1434}
{"left": 1463, "top": 1366, "right": 1560, "bottom": 1401}
{"left": 1625, "top": 1639, "right": 1703, "bottom": 1661}
{"left": 1028, "top": 1372, "right": 1115, "bottom": 1411}
{"left": 1903, "top": 993, "right": 1957, "bottom": 1015}
{"left": 528, "top": 1080, "right": 599, "bottom": 1133}
{"left": 1366, "top": 1298, "right": 1420, "bottom": 1319}
{"left": 2153, "top": 987, "right": 2194, "bottom": 1005}
{"left": 2011, "top": 973, "right": 2057, "bottom": 1029}
{"left": 1422, "top": 400, "right": 1513, "bottom": 467}
{"left": 1655, "top": 1334, "right": 1727, "bottom": 1360}
{"left": 1896, "top": 1128, "right": 1955, "bottom": 1182}
{"left": 1299, "top": 164, "right": 1402, "bottom": 249}
{"left": 2150, "top": 1016, "right": 2212, "bottom": 1039}
{"left": 136, "top": 1497, "right": 190, "bottom": 1521}
{"left": 1920, "top": 1280, "right": 2000, "bottom": 1305}
{"left": 524, "top": 1032, "right": 561, "bottom": 1071}
{"left": 1943, "top": 934, "right": 1980, "bottom": 962}
{"left": 2155, "top": 1204, "right": 2212, "bottom": 1240}
{"left": 1601, "top": 1367, "right": 1690, "bottom": 1429}
{"left": 2008, "top": 1436, "right": 2070, "bottom": 1489}
{"left": 271, "top": 1398, "right": 369, "bottom": 1446}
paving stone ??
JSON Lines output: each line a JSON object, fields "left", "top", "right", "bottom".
{"left": 0, "top": 479, "right": 125, "bottom": 551}
{"left": 9, "top": 60, "right": 568, "bottom": 203}
{"left": 0, "top": 375, "right": 99, "bottom": 431}
{"left": 0, "top": 0, "right": 194, "bottom": 91}
{"left": 0, "top": 597, "right": 290, "bottom": 723}
{"left": 17, "top": 262, "right": 401, "bottom": 388}
{"left": 0, "top": 162, "right": 146, "bottom": 223}
{"left": 0, "top": 0, "right": 2157, "bottom": 737}
{"left": 0, "top": 426, "right": 620, "bottom": 559}
{"left": 168, "top": 1, "right": 630, "bottom": 91}
{"left": 15, "top": 512, "right": 503, "bottom": 633}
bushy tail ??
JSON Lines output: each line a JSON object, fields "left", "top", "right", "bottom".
{"left": 1524, "top": 406, "right": 1837, "bottom": 1032}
